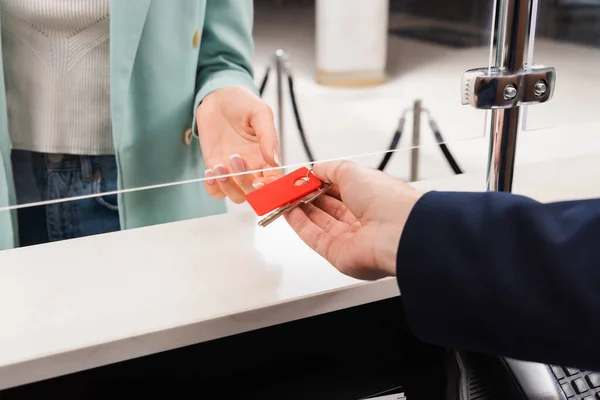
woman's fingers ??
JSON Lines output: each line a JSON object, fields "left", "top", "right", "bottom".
{"left": 249, "top": 103, "right": 281, "bottom": 168}
{"left": 204, "top": 169, "right": 226, "bottom": 200}
{"left": 251, "top": 174, "right": 279, "bottom": 190}
{"left": 206, "top": 157, "right": 356, "bottom": 209}
{"left": 206, "top": 154, "right": 281, "bottom": 202}
{"left": 262, "top": 162, "right": 284, "bottom": 181}
{"left": 212, "top": 163, "right": 246, "bottom": 204}
{"left": 228, "top": 154, "right": 256, "bottom": 194}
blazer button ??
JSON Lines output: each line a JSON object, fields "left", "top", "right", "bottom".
{"left": 183, "top": 127, "right": 194, "bottom": 145}
{"left": 192, "top": 29, "right": 200, "bottom": 48}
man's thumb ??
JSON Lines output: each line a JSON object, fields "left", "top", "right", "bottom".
{"left": 312, "top": 160, "right": 357, "bottom": 186}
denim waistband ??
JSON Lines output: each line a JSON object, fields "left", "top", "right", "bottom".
{"left": 11, "top": 150, "right": 117, "bottom": 204}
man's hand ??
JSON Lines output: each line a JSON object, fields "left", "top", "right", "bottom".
{"left": 285, "top": 161, "right": 423, "bottom": 280}
{"left": 197, "top": 86, "right": 283, "bottom": 203}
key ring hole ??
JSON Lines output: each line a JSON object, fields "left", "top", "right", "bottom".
{"left": 294, "top": 177, "right": 310, "bottom": 186}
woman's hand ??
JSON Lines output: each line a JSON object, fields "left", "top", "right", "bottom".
{"left": 285, "top": 161, "right": 423, "bottom": 280}
{"left": 197, "top": 86, "right": 283, "bottom": 203}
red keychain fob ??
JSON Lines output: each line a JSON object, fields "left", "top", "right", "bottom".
{"left": 246, "top": 167, "right": 323, "bottom": 216}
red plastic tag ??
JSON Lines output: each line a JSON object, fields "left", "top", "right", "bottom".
{"left": 246, "top": 167, "right": 323, "bottom": 216}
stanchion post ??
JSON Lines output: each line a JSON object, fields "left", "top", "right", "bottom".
{"left": 274, "top": 49, "right": 287, "bottom": 166}
{"left": 410, "top": 100, "right": 422, "bottom": 182}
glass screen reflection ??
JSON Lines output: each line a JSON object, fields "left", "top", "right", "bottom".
{"left": 0, "top": 0, "right": 495, "bottom": 251}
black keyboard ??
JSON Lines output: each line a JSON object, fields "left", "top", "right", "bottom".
{"left": 550, "top": 366, "right": 600, "bottom": 399}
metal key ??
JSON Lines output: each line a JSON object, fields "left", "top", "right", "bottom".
{"left": 258, "top": 183, "right": 330, "bottom": 227}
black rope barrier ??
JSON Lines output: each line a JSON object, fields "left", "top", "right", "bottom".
{"left": 287, "top": 75, "right": 316, "bottom": 162}
{"left": 428, "top": 119, "right": 463, "bottom": 175}
{"left": 377, "top": 116, "right": 405, "bottom": 171}
{"left": 258, "top": 65, "right": 270, "bottom": 97}
{"left": 258, "top": 63, "right": 463, "bottom": 176}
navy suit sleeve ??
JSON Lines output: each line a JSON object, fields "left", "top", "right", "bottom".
{"left": 396, "top": 191, "right": 600, "bottom": 370}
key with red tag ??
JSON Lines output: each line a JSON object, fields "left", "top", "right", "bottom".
{"left": 246, "top": 167, "right": 330, "bottom": 227}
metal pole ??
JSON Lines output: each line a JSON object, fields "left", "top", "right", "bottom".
{"left": 486, "top": 0, "right": 533, "bottom": 192}
{"left": 484, "top": 2, "right": 565, "bottom": 393}
{"left": 410, "top": 100, "right": 422, "bottom": 182}
{"left": 274, "top": 49, "right": 286, "bottom": 166}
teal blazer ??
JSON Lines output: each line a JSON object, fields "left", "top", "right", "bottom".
{"left": 0, "top": 0, "right": 257, "bottom": 250}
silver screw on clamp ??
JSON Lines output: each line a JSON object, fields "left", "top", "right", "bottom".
{"left": 503, "top": 84, "right": 518, "bottom": 100}
{"left": 534, "top": 80, "right": 547, "bottom": 97}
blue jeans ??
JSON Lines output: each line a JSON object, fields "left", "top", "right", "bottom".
{"left": 11, "top": 150, "right": 121, "bottom": 247}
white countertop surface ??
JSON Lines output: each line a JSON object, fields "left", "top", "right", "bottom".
{"left": 0, "top": 149, "right": 599, "bottom": 390}
{"left": 0, "top": 209, "right": 400, "bottom": 389}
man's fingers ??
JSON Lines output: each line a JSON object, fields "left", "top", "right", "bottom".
{"left": 285, "top": 207, "right": 355, "bottom": 273}
{"left": 323, "top": 183, "right": 341, "bottom": 200}
{"left": 312, "top": 194, "right": 359, "bottom": 227}
{"left": 284, "top": 208, "right": 335, "bottom": 261}
{"left": 300, "top": 202, "right": 352, "bottom": 236}
{"left": 250, "top": 104, "right": 281, "bottom": 167}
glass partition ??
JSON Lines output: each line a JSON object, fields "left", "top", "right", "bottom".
{"left": 0, "top": 0, "right": 498, "bottom": 252}
{"left": 0, "top": 135, "right": 485, "bottom": 252}
{"left": 522, "top": 0, "right": 600, "bottom": 130}
{"left": 254, "top": 0, "right": 495, "bottom": 166}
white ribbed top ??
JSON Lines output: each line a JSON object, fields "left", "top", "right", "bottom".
{"left": 0, "top": 0, "right": 112, "bottom": 155}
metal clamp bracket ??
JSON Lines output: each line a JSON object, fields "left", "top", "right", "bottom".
{"left": 461, "top": 65, "right": 556, "bottom": 110}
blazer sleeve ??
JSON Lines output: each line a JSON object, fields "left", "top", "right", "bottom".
{"left": 192, "top": 0, "right": 257, "bottom": 134}
{"left": 396, "top": 191, "right": 600, "bottom": 370}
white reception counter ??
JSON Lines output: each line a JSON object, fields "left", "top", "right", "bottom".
{"left": 0, "top": 150, "right": 599, "bottom": 390}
